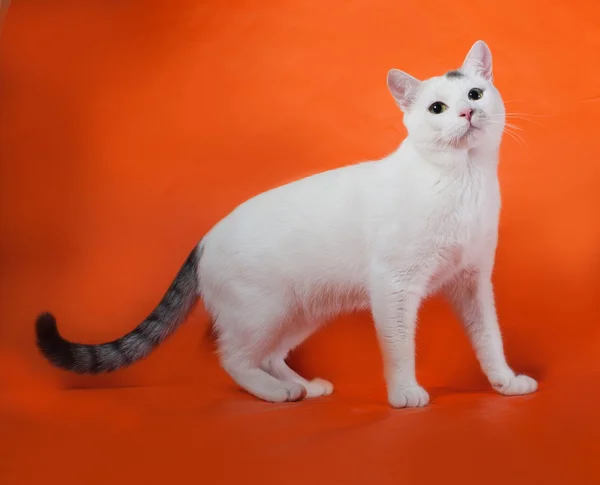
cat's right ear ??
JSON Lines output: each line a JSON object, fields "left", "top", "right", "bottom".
{"left": 461, "top": 40, "right": 493, "bottom": 81}
{"left": 387, "top": 69, "right": 421, "bottom": 112}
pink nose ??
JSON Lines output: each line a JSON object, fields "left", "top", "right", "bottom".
{"left": 460, "top": 108, "right": 473, "bottom": 122}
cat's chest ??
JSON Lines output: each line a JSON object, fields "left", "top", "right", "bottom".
{"left": 442, "top": 196, "right": 496, "bottom": 245}
{"left": 428, "top": 177, "right": 499, "bottom": 282}
{"left": 427, "top": 226, "right": 492, "bottom": 295}
{"left": 439, "top": 170, "right": 499, "bottom": 240}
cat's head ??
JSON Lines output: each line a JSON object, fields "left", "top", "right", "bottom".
{"left": 387, "top": 41, "right": 505, "bottom": 151}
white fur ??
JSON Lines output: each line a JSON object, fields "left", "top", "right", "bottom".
{"left": 197, "top": 41, "right": 537, "bottom": 407}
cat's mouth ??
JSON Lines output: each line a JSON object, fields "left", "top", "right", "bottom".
{"left": 459, "top": 124, "right": 477, "bottom": 138}
{"left": 465, "top": 120, "right": 485, "bottom": 137}
{"left": 449, "top": 124, "right": 480, "bottom": 148}
{"left": 466, "top": 124, "right": 479, "bottom": 135}
{"left": 441, "top": 122, "right": 485, "bottom": 149}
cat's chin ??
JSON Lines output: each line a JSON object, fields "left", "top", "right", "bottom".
{"left": 455, "top": 125, "right": 494, "bottom": 150}
{"left": 445, "top": 128, "right": 478, "bottom": 149}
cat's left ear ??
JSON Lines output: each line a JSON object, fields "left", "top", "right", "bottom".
{"left": 461, "top": 40, "right": 493, "bottom": 81}
{"left": 387, "top": 69, "right": 421, "bottom": 112}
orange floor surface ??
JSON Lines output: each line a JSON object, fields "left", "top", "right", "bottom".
{"left": 1, "top": 1, "right": 600, "bottom": 484}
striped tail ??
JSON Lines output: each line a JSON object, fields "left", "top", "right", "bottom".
{"left": 35, "top": 244, "right": 203, "bottom": 374}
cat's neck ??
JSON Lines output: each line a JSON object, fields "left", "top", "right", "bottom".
{"left": 403, "top": 138, "right": 500, "bottom": 173}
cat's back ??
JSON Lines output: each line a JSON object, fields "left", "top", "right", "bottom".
{"left": 207, "top": 160, "right": 377, "bottom": 240}
{"left": 199, "top": 160, "right": 381, "bottom": 293}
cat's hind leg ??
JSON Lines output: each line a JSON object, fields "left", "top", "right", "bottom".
{"left": 215, "top": 306, "right": 307, "bottom": 403}
{"left": 222, "top": 360, "right": 307, "bottom": 402}
{"left": 262, "top": 319, "right": 334, "bottom": 398}
{"left": 262, "top": 358, "right": 333, "bottom": 398}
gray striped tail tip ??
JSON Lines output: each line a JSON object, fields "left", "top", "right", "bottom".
{"left": 35, "top": 245, "right": 202, "bottom": 374}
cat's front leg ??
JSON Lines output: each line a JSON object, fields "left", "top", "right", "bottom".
{"left": 446, "top": 269, "right": 538, "bottom": 396}
{"left": 370, "top": 269, "right": 429, "bottom": 408}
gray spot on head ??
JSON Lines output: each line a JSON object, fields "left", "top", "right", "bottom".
{"left": 445, "top": 70, "right": 464, "bottom": 79}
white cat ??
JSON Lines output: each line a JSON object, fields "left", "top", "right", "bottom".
{"left": 36, "top": 40, "right": 537, "bottom": 408}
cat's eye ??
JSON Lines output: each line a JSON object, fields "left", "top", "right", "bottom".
{"left": 468, "top": 88, "right": 483, "bottom": 100}
{"left": 428, "top": 102, "right": 448, "bottom": 114}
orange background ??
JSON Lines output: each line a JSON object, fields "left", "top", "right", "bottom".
{"left": 1, "top": 1, "right": 599, "bottom": 483}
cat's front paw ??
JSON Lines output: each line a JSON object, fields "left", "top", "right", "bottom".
{"left": 388, "top": 384, "right": 430, "bottom": 408}
{"left": 492, "top": 374, "right": 538, "bottom": 396}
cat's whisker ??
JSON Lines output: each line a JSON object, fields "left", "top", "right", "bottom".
{"left": 506, "top": 116, "right": 548, "bottom": 130}
{"left": 485, "top": 119, "right": 526, "bottom": 150}
{"left": 488, "top": 112, "right": 549, "bottom": 123}
{"left": 503, "top": 127, "right": 529, "bottom": 153}
{"left": 499, "top": 112, "right": 551, "bottom": 130}
{"left": 485, "top": 119, "right": 526, "bottom": 135}
{"left": 505, "top": 111, "right": 551, "bottom": 118}
{"left": 502, "top": 129, "right": 524, "bottom": 152}
{"left": 486, "top": 119, "right": 524, "bottom": 132}
{"left": 505, "top": 123, "right": 524, "bottom": 132}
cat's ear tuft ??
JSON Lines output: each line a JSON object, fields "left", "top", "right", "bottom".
{"left": 387, "top": 69, "right": 421, "bottom": 112}
{"left": 461, "top": 40, "right": 493, "bottom": 81}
